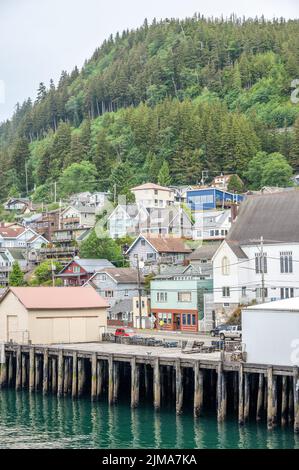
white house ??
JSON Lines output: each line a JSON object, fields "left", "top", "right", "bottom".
{"left": 213, "top": 192, "right": 299, "bottom": 321}
{"left": 0, "top": 226, "right": 48, "bottom": 250}
{"left": 242, "top": 298, "right": 299, "bottom": 367}
{"left": 60, "top": 205, "right": 96, "bottom": 229}
{"left": 131, "top": 183, "right": 175, "bottom": 209}
{"left": 192, "top": 209, "right": 231, "bottom": 241}
{"left": 108, "top": 204, "right": 149, "bottom": 239}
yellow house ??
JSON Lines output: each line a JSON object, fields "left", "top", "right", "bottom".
{"left": 0, "top": 287, "right": 108, "bottom": 345}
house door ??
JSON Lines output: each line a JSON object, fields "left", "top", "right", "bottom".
{"left": 7, "top": 315, "right": 19, "bottom": 343}
{"left": 173, "top": 314, "right": 181, "bottom": 331}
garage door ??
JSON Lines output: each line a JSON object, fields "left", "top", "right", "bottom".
{"left": 52, "top": 318, "right": 70, "bottom": 343}
{"left": 85, "top": 317, "right": 100, "bottom": 342}
{"left": 69, "top": 318, "right": 86, "bottom": 343}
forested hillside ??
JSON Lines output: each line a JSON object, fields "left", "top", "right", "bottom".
{"left": 0, "top": 14, "right": 299, "bottom": 202}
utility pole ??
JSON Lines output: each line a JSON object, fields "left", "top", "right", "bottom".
{"left": 260, "top": 236, "right": 265, "bottom": 303}
{"left": 135, "top": 254, "right": 142, "bottom": 329}
{"left": 25, "top": 162, "right": 29, "bottom": 196}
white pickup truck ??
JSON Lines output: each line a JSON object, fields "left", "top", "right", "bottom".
{"left": 219, "top": 325, "right": 242, "bottom": 341}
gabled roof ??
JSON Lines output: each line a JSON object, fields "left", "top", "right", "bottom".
{"left": 58, "top": 258, "right": 114, "bottom": 275}
{"left": 0, "top": 226, "right": 26, "bottom": 238}
{"left": 227, "top": 191, "right": 299, "bottom": 245}
{"left": 110, "top": 298, "right": 133, "bottom": 314}
{"left": 126, "top": 235, "right": 192, "bottom": 255}
{"left": 90, "top": 267, "right": 144, "bottom": 284}
{"left": 131, "top": 182, "right": 173, "bottom": 192}
{"left": 62, "top": 204, "right": 96, "bottom": 215}
{"left": 188, "top": 242, "right": 222, "bottom": 261}
{"left": 2, "top": 287, "right": 108, "bottom": 309}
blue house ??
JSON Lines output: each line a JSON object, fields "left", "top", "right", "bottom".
{"left": 187, "top": 188, "right": 244, "bottom": 211}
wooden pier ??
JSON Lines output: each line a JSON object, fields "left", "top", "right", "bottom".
{"left": 0, "top": 342, "right": 298, "bottom": 433}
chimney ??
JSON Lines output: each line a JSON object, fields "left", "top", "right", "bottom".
{"left": 231, "top": 203, "right": 239, "bottom": 222}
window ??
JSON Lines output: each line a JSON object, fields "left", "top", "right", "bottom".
{"left": 255, "top": 253, "right": 267, "bottom": 274}
{"left": 105, "top": 290, "right": 114, "bottom": 298}
{"left": 222, "top": 287, "right": 230, "bottom": 297}
{"left": 98, "top": 274, "right": 106, "bottom": 281}
{"left": 242, "top": 286, "right": 247, "bottom": 297}
{"left": 256, "top": 288, "right": 268, "bottom": 299}
{"left": 280, "top": 252, "right": 293, "bottom": 273}
{"left": 124, "top": 289, "right": 128, "bottom": 297}
{"left": 147, "top": 252, "right": 156, "bottom": 260}
{"left": 141, "top": 239, "right": 145, "bottom": 246}
{"left": 73, "top": 266, "right": 80, "bottom": 273}
{"left": 280, "top": 287, "right": 294, "bottom": 299}
{"left": 157, "top": 292, "right": 167, "bottom": 302}
{"left": 221, "top": 256, "right": 230, "bottom": 275}
{"left": 192, "top": 314, "right": 196, "bottom": 326}
{"left": 178, "top": 292, "right": 191, "bottom": 302}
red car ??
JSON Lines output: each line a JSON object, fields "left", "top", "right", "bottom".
{"left": 115, "top": 328, "right": 135, "bottom": 337}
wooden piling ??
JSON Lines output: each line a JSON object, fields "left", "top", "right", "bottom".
{"left": 108, "top": 356, "right": 114, "bottom": 405}
{"left": 256, "top": 373, "right": 264, "bottom": 422}
{"left": 91, "top": 353, "right": 97, "bottom": 401}
{"left": 281, "top": 375, "right": 288, "bottom": 427}
{"left": 15, "top": 347, "right": 21, "bottom": 391}
{"left": 175, "top": 358, "right": 183, "bottom": 415}
{"left": 21, "top": 353, "right": 26, "bottom": 389}
{"left": 63, "top": 357, "right": 69, "bottom": 395}
{"left": 43, "top": 349, "right": 49, "bottom": 395}
{"left": 238, "top": 363, "right": 244, "bottom": 425}
{"left": 35, "top": 355, "right": 42, "bottom": 391}
{"left": 29, "top": 347, "right": 35, "bottom": 393}
{"left": 289, "top": 376, "right": 294, "bottom": 424}
{"left": 72, "top": 352, "right": 77, "bottom": 399}
{"left": 153, "top": 358, "right": 161, "bottom": 411}
{"left": 267, "top": 367, "right": 274, "bottom": 430}
{"left": 217, "top": 362, "right": 226, "bottom": 422}
{"left": 57, "top": 350, "right": 63, "bottom": 397}
{"left": 194, "top": 361, "right": 203, "bottom": 418}
{"left": 244, "top": 373, "right": 250, "bottom": 422}
{"left": 113, "top": 361, "right": 120, "bottom": 404}
{"left": 96, "top": 360, "right": 103, "bottom": 398}
{"left": 8, "top": 353, "right": 14, "bottom": 387}
{"left": 0, "top": 355, "right": 7, "bottom": 388}
{"left": 51, "top": 357, "right": 57, "bottom": 394}
{"left": 293, "top": 367, "right": 299, "bottom": 433}
{"left": 78, "top": 357, "right": 85, "bottom": 397}
{"left": 131, "top": 357, "right": 140, "bottom": 408}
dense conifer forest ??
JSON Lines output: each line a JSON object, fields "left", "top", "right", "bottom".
{"left": 1, "top": 14, "right": 299, "bottom": 201}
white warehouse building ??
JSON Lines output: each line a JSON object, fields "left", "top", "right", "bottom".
{"left": 242, "top": 298, "right": 299, "bottom": 367}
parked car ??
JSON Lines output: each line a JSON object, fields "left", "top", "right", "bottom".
{"left": 210, "top": 324, "right": 231, "bottom": 337}
{"left": 115, "top": 328, "right": 135, "bottom": 337}
{"left": 219, "top": 325, "right": 242, "bottom": 341}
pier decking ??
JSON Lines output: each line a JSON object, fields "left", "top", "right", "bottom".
{"left": 0, "top": 341, "right": 298, "bottom": 433}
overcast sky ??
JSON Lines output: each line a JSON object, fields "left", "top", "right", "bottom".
{"left": 0, "top": 0, "right": 298, "bottom": 122}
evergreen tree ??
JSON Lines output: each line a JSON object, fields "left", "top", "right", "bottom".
{"left": 49, "top": 121, "right": 71, "bottom": 179}
{"left": 290, "top": 117, "right": 299, "bottom": 167}
{"left": 9, "top": 262, "right": 24, "bottom": 286}
{"left": 158, "top": 160, "right": 172, "bottom": 186}
{"left": 10, "top": 136, "right": 30, "bottom": 193}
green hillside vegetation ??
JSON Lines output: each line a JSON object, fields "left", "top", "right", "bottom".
{"left": 1, "top": 15, "right": 299, "bottom": 202}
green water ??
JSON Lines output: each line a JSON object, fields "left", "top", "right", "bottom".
{"left": 0, "top": 389, "right": 298, "bottom": 449}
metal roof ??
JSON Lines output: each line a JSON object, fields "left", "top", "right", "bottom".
{"left": 227, "top": 191, "right": 299, "bottom": 245}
